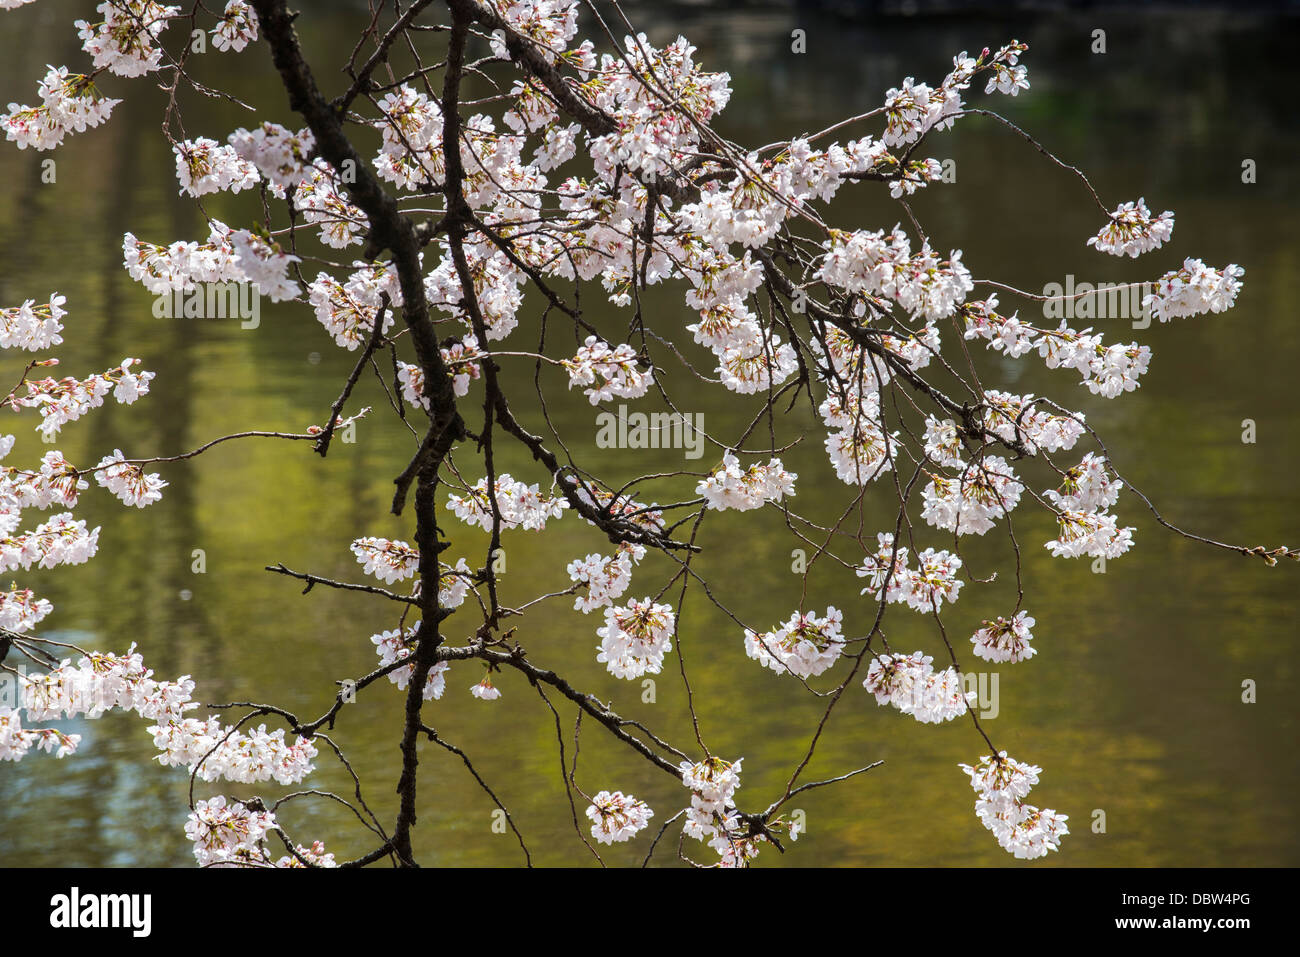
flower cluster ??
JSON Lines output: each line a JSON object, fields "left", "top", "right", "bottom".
{"left": 962, "top": 296, "right": 1152, "bottom": 399}
{"left": 959, "top": 752, "right": 1069, "bottom": 859}
{"left": 819, "top": 227, "right": 973, "bottom": 322}
{"left": 351, "top": 536, "right": 420, "bottom": 584}
{"left": 679, "top": 756, "right": 760, "bottom": 867}
{"left": 0, "top": 293, "right": 66, "bottom": 351}
{"left": 294, "top": 159, "right": 369, "bottom": 249}
{"left": 970, "top": 610, "right": 1037, "bottom": 663}
{"left": 696, "top": 451, "right": 796, "bottom": 512}
{"left": 308, "top": 268, "right": 399, "bottom": 351}
{"left": 0, "top": 587, "right": 52, "bottom": 633}
{"left": 561, "top": 336, "right": 654, "bottom": 404}
{"left": 856, "top": 534, "right": 965, "bottom": 612}
{"left": 921, "top": 456, "right": 1024, "bottom": 537}
{"left": 399, "top": 340, "right": 484, "bottom": 407}
{"left": 151, "top": 718, "right": 319, "bottom": 785}
{"left": 1142, "top": 258, "right": 1245, "bottom": 322}
{"left": 172, "top": 137, "right": 259, "bottom": 197}
{"left": 446, "top": 473, "right": 569, "bottom": 532}
{"left": 76, "top": 2, "right": 180, "bottom": 79}
{"left": 0, "top": 707, "right": 80, "bottom": 761}
{"left": 184, "top": 796, "right": 277, "bottom": 868}
{"left": 1045, "top": 508, "right": 1135, "bottom": 560}
{"left": 862, "top": 651, "right": 971, "bottom": 724}
{"left": 228, "top": 122, "right": 315, "bottom": 192}
{"left": 1086, "top": 198, "right": 1174, "bottom": 257}
{"left": 12, "top": 357, "right": 153, "bottom": 438}
{"left": 744, "top": 606, "right": 845, "bottom": 679}
{"left": 586, "top": 790, "right": 654, "bottom": 844}
{"left": 370, "top": 623, "right": 449, "bottom": 700}
{"left": 981, "top": 390, "right": 1085, "bottom": 455}
{"left": 93, "top": 449, "right": 167, "bottom": 508}
{"left": 2, "top": 66, "right": 120, "bottom": 151}
{"left": 211, "top": 0, "right": 259, "bottom": 53}
{"left": 595, "top": 598, "right": 675, "bottom": 678}
{"left": 122, "top": 220, "right": 245, "bottom": 295}
{"left": 230, "top": 229, "right": 300, "bottom": 303}
{"left": 2, "top": 644, "right": 319, "bottom": 788}
{"left": 275, "top": 841, "right": 338, "bottom": 868}
{"left": 1045, "top": 452, "right": 1121, "bottom": 512}
{"left": 566, "top": 543, "right": 645, "bottom": 613}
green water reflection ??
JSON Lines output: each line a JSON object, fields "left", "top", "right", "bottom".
{"left": 0, "top": 3, "right": 1296, "bottom": 867}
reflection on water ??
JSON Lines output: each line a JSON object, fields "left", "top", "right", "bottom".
{"left": 0, "top": 3, "right": 1296, "bottom": 867}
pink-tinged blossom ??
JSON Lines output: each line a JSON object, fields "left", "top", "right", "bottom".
{"left": 184, "top": 796, "right": 277, "bottom": 867}
{"left": 960, "top": 752, "right": 1068, "bottom": 859}
{"left": 920, "top": 455, "right": 1024, "bottom": 536}
{"left": 229, "top": 229, "right": 300, "bottom": 302}
{"left": 697, "top": 451, "right": 796, "bottom": 512}
{"left": 1045, "top": 508, "right": 1135, "bottom": 560}
{"left": 446, "top": 473, "right": 568, "bottom": 531}
{"left": 275, "top": 840, "right": 338, "bottom": 868}
{"left": 2, "top": 67, "right": 120, "bottom": 151}
{"left": 562, "top": 336, "right": 653, "bottom": 404}
{"left": 0, "top": 293, "right": 66, "bottom": 351}
{"left": 596, "top": 598, "right": 675, "bottom": 678}
{"left": 94, "top": 450, "right": 167, "bottom": 508}
{"left": 351, "top": 536, "right": 419, "bottom": 584}
{"left": 970, "top": 610, "right": 1037, "bottom": 663}
{"left": 1142, "top": 258, "right": 1245, "bottom": 322}
{"left": 173, "top": 137, "right": 258, "bottom": 197}
{"left": 227, "top": 122, "right": 315, "bottom": 192}
{"left": 211, "top": 0, "right": 258, "bottom": 53}
{"left": 567, "top": 543, "right": 645, "bottom": 613}
{"left": 370, "top": 623, "right": 449, "bottom": 700}
{"left": 744, "top": 606, "right": 845, "bottom": 679}
{"left": 76, "top": 2, "right": 180, "bottom": 78}
{"left": 863, "top": 651, "right": 971, "bottom": 723}
{"left": 586, "top": 790, "right": 653, "bottom": 844}
{"left": 1086, "top": 198, "right": 1174, "bottom": 258}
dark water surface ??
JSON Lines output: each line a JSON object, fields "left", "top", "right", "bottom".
{"left": 0, "top": 2, "right": 1296, "bottom": 866}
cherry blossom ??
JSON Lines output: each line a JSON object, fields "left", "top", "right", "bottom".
{"left": 93, "top": 450, "right": 167, "bottom": 508}
{"left": 230, "top": 229, "right": 300, "bottom": 302}
{"left": 351, "top": 536, "right": 419, "bottom": 584}
{"left": 469, "top": 676, "right": 501, "bottom": 700}
{"left": 744, "top": 606, "right": 845, "bottom": 679}
{"left": 596, "top": 598, "right": 675, "bottom": 678}
{"left": 0, "top": 293, "right": 66, "bottom": 351}
{"left": 185, "top": 796, "right": 277, "bottom": 867}
{"left": 0, "top": 2, "right": 1270, "bottom": 870}
{"left": 586, "top": 790, "right": 653, "bottom": 844}
{"left": 370, "top": 624, "right": 449, "bottom": 701}
{"left": 960, "top": 752, "right": 1069, "bottom": 859}
{"left": 211, "top": 0, "right": 259, "bottom": 53}
{"left": 697, "top": 451, "right": 796, "bottom": 512}
{"left": 1143, "top": 258, "right": 1245, "bottom": 321}
{"left": 561, "top": 336, "right": 653, "bottom": 404}
{"left": 863, "top": 651, "right": 971, "bottom": 723}
{"left": 971, "top": 611, "right": 1037, "bottom": 663}
{"left": 446, "top": 473, "right": 568, "bottom": 532}
{"left": 567, "top": 543, "right": 644, "bottom": 613}
{"left": 76, "top": 1, "right": 180, "bottom": 78}
{"left": 1086, "top": 198, "right": 1174, "bottom": 257}
{"left": 2, "top": 67, "right": 120, "bottom": 151}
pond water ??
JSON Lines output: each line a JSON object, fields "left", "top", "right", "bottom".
{"left": 0, "top": 2, "right": 1296, "bottom": 867}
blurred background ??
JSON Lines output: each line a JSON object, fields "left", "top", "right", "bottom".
{"left": 0, "top": 0, "right": 1296, "bottom": 866}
